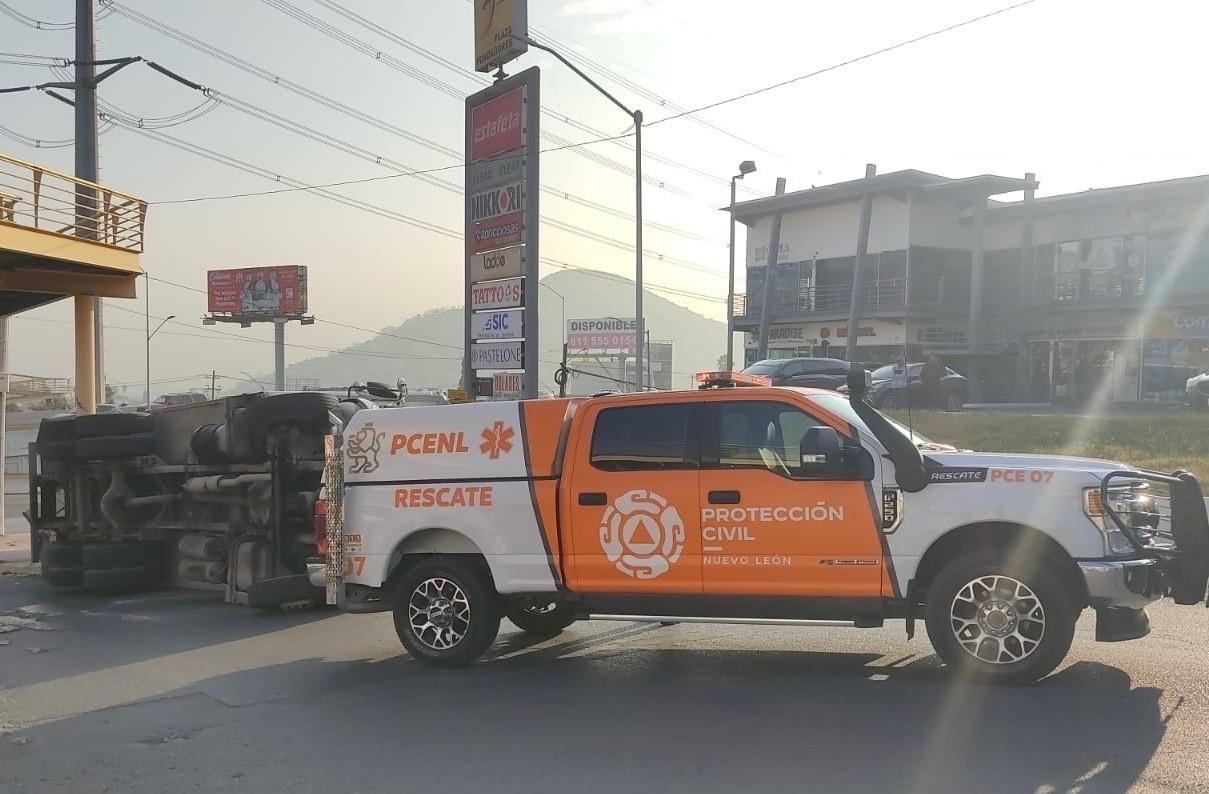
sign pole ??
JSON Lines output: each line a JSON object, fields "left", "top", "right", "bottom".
{"left": 274, "top": 318, "right": 286, "bottom": 391}
{"left": 522, "top": 71, "right": 540, "bottom": 399}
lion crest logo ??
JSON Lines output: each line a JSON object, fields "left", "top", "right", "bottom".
{"left": 347, "top": 423, "right": 384, "bottom": 475}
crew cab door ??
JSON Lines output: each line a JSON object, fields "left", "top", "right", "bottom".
{"left": 560, "top": 399, "right": 703, "bottom": 593}
{"left": 697, "top": 394, "right": 884, "bottom": 597}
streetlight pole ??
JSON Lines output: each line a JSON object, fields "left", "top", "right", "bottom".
{"left": 513, "top": 34, "right": 644, "bottom": 392}
{"left": 726, "top": 160, "right": 757, "bottom": 371}
{"left": 145, "top": 312, "right": 175, "bottom": 408}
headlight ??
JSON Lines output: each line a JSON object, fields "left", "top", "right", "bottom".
{"left": 1083, "top": 486, "right": 1139, "bottom": 556}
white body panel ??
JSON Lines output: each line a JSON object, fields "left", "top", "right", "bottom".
{"left": 340, "top": 401, "right": 557, "bottom": 593}
{"left": 884, "top": 451, "right": 1118, "bottom": 595}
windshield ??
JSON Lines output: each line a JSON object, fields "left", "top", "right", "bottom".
{"left": 743, "top": 360, "right": 783, "bottom": 375}
{"left": 810, "top": 393, "right": 937, "bottom": 446}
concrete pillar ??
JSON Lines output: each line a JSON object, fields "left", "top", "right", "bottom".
{"left": 1016, "top": 172, "right": 1037, "bottom": 400}
{"left": 74, "top": 295, "right": 97, "bottom": 414}
{"left": 967, "top": 198, "right": 988, "bottom": 401}
{"left": 273, "top": 319, "right": 286, "bottom": 391}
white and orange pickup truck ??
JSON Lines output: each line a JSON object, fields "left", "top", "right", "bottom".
{"left": 312, "top": 370, "right": 1209, "bottom": 683}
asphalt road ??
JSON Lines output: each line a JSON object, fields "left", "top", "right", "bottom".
{"left": 1, "top": 569, "right": 1207, "bottom": 794}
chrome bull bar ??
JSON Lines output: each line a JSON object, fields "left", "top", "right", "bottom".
{"left": 324, "top": 433, "right": 346, "bottom": 607}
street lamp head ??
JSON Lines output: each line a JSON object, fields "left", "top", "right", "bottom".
{"left": 165, "top": 315, "right": 176, "bottom": 321}
{"left": 738, "top": 160, "right": 757, "bottom": 177}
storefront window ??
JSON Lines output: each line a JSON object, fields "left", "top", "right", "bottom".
{"left": 1142, "top": 339, "right": 1209, "bottom": 402}
{"left": 1054, "top": 236, "right": 1145, "bottom": 302}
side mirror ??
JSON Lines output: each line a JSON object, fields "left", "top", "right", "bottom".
{"left": 846, "top": 365, "right": 871, "bottom": 402}
{"left": 801, "top": 426, "right": 842, "bottom": 471}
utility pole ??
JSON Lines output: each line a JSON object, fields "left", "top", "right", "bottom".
{"left": 846, "top": 164, "right": 877, "bottom": 362}
{"left": 210, "top": 370, "right": 218, "bottom": 400}
{"left": 75, "top": 0, "right": 102, "bottom": 409}
{"left": 756, "top": 178, "right": 787, "bottom": 360}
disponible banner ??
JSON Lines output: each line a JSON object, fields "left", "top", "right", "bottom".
{"left": 207, "top": 265, "right": 307, "bottom": 317}
{"left": 567, "top": 317, "right": 637, "bottom": 351}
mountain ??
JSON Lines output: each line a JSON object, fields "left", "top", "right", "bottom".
{"left": 277, "top": 268, "right": 727, "bottom": 394}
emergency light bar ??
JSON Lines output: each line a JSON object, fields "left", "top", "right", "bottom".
{"left": 695, "top": 370, "right": 772, "bottom": 389}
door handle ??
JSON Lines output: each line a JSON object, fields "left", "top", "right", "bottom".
{"left": 708, "top": 490, "right": 741, "bottom": 504}
{"left": 578, "top": 492, "right": 607, "bottom": 506}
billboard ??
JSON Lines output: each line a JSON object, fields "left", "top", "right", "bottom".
{"left": 493, "top": 371, "right": 522, "bottom": 398}
{"left": 465, "top": 67, "right": 539, "bottom": 399}
{"left": 567, "top": 317, "right": 638, "bottom": 351}
{"left": 207, "top": 265, "right": 307, "bottom": 317}
{"left": 471, "top": 340, "right": 524, "bottom": 370}
{"left": 471, "top": 309, "right": 523, "bottom": 340}
{"left": 472, "top": 211, "right": 523, "bottom": 253}
{"left": 470, "top": 182, "right": 525, "bottom": 223}
{"left": 470, "top": 87, "right": 525, "bottom": 161}
{"left": 471, "top": 277, "right": 523, "bottom": 311}
{"left": 470, "top": 245, "right": 524, "bottom": 283}
{"left": 474, "top": 0, "right": 528, "bottom": 73}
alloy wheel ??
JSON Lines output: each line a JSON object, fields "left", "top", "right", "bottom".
{"left": 949, "top": 574, "right": 1046, "bottom": 664}
{"left": 408, "top": 576, "right": 472, "bottom": 651}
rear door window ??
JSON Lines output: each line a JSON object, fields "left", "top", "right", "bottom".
{"left": 590, "top": 403, "right": 694, "bottom": 471}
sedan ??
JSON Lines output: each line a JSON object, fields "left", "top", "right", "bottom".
{"left": 742, "top": 357, "right": 851, "bottom": 390}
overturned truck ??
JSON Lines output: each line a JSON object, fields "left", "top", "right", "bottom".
{"left": 27, "top": 390, "right": 375, "bottom": 606}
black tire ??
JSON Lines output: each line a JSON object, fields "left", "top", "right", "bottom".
{"left": 39, "top": 543, "right": 83, "bottom": 569}
{"left": 43, "top": 565, "right": 84, "bottom": 587}
{"left": 75, "top": 412, "right": 151, "bottom": 439}
{"left": 76, "top": 432, "right": 156, "bottom": 460}
{"left": 83, "top": 564, "right": 161, "bottom": 596}
{"left": 507, "top": 602, "right": 577, "bottom": 636}
{"left": 37, "top": 415, "right": 76, "bottom": 444}
{"left": 392, "top": 556, "right": 501, "bottom": 667}
{"left": 924, "top": 551, "right": 1077, "bottom": 684}
{"left": 82, "top": 541, "right": 161, "bottom": 570}
{"left": 242, "top": 392, "right": 338, "bottom": 433}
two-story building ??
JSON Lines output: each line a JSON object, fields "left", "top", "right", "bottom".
{"left": 732, "top": 168, "right": 1209, "bottom": 404}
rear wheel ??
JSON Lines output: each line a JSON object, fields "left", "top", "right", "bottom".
{"left": 507, "top": 602, "right": 576, "bottom": 636}
{"left": 392, "top": 557, "right": 500, "bottom": 667}
{"left": 924, "top": 552, "right": 1077, "bottom": 684}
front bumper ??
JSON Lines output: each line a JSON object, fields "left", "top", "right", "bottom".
{"left": 1079, "top": 558, "right": 1163, "bottom": 610}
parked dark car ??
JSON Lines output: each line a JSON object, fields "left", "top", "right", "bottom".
{"left": 856, "top": 362, "right": 968, "bottom": 410}
{"left": 742, "top": 357, "right": 851, "bottom": 390}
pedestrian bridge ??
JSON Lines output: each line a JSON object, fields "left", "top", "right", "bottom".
{"left": 0, "top": 151, "right": 144, "bottom": 315}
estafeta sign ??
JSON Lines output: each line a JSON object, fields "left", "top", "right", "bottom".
{"left": 469, "top": 87, "right": 524, "bottom": 161}
{"left": 470, "top": 245, "right": 524, "bottom": 283}
{"left": 472, "top": 340, "right": 524, "bottom": 370}
{"left": 471, "top": 309, "right": 523, "bottom": 340}
{"left": 471, "top": 277, "right": 523, "bottom": 311}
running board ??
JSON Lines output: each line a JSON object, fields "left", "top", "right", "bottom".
{"left": 587, "top": 614, "right": 875, "bottom": 628}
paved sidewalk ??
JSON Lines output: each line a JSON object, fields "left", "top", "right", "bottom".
{"left": 1, "top": 528, "right": 31, "bottom": 563}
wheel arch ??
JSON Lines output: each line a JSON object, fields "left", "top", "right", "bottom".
{"left": 383, "top": 527, "right": 496, "bottom": 594}
{"left": 912, "top": 521, "right": 1088, "bottom": 608}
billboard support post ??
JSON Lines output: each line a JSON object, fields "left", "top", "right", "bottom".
{"left": 274, "top": 319, "right": 286, "bottom": 391}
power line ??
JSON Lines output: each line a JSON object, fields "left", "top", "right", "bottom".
{"left": 252, "top": 0, "right": 716, "bottom": 203}
{"left": 319, "top": 0, "right": 767, "bottom": 194}
{"left": 92, "top": 4, "right": 725, "bottom": 246}
{"left": 0, "top": 0, "right": 113, "bottom": 29}
{"left": 647, "top": 0, "right": 1041, "bottom": 129}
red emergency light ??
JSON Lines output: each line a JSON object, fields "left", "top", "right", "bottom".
{"left": 694, "top": 370, "right": 773, "bottom": 389}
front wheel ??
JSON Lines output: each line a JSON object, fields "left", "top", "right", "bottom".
{"left": 924, "top": 552, "right": 1077, "bottom": 684}
{"left": 507, "top": 602, "right": 577, "bottom": 636}
{"left": 393, "top": 557, "right": 501, "bottom": 667}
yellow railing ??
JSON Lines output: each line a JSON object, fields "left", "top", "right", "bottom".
{"left": 0, "top": 151, "right": 146, "bottom": 253}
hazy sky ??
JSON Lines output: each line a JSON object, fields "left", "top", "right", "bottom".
{"left": 2, "top": 0, "right": 1208, "bottom": 396}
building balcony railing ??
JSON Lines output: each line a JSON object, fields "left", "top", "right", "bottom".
{"left": 733, "top": 278, "right": 907, "bottom": 320}
{"left": 0, "top": 151, "right": 146, "bottom": 253}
